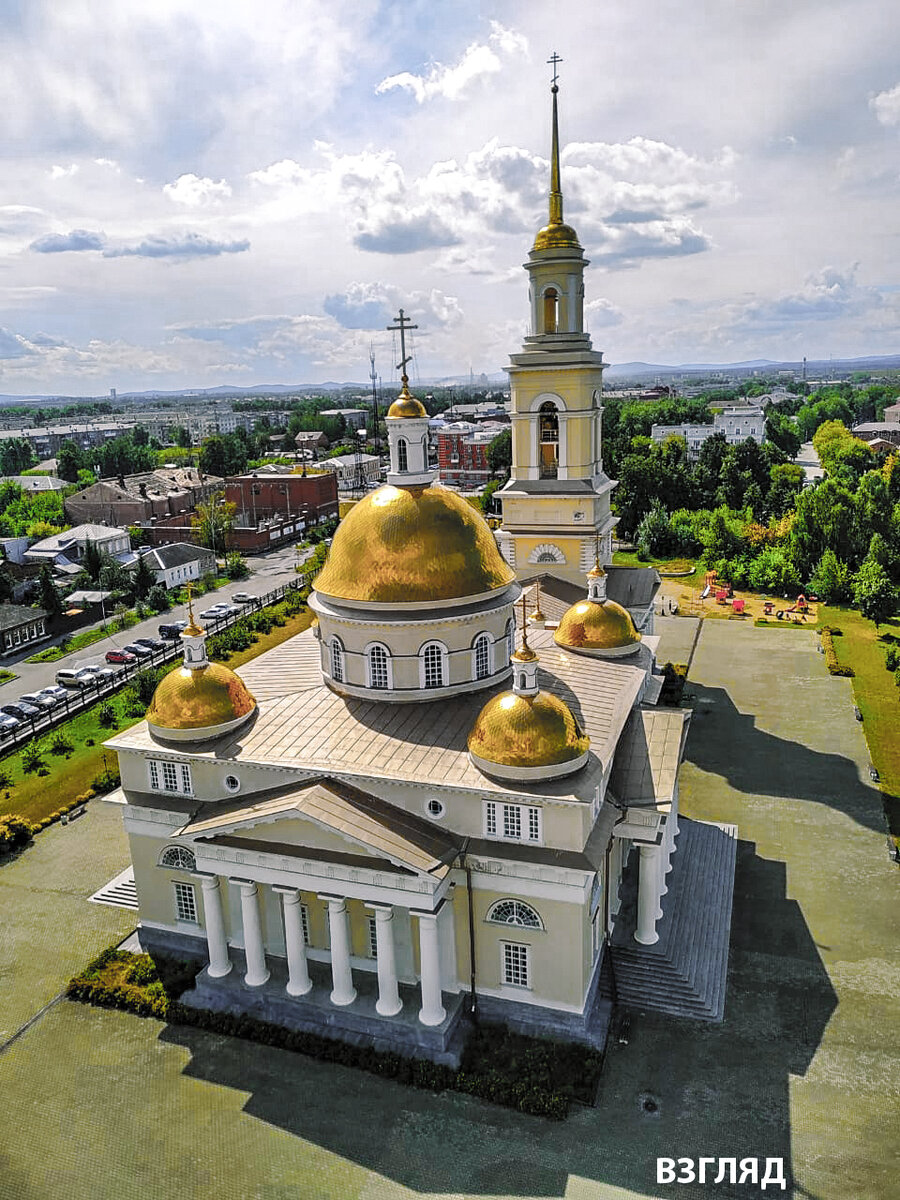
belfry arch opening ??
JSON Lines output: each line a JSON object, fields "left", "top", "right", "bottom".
{"left": 539, "top": 401, "right": 559, "bottom": 479}
{"left": 542, "top": 287, "right": 559, "bottom": 334}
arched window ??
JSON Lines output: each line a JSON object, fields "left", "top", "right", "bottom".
{"left": 330, "top": 637, "right": 345, "bottom": 683}
{"left": 487, "top": 899, "right": 544, "bottom": 929}
{"left": 539, "top": 402, "right": 559, "bottom": 478}
{"left": 543, "top": 287, "right": 558, "bottom": 334}
{"left": 473, "top": 633, "right": 492, "bottom": 680}
{"left": 397, "top": 438, "right": 408, "bottom": 472}
{"left": 367, "top": 643, "right": 391, "bottom": 689}
{"left": 159, "top": 846, "right": 196, "bottom": 871}
{"left": 420, "top": 642, "right": 446, "bottom": 689}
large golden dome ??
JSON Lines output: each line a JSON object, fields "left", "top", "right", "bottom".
{"left": 147, "top": 662, "right": 256, "bottom": 741}
{"left": 554, "top": 598, "right": 641, "bottom": 656}
{"left": 314, "top": 484, "right": 515, "bottom": 605}
{"left": 532, "top": 222, "right": 582, "bottom": 252}
{"left": 468, "top": 690, "right": 590, "bottom": 779}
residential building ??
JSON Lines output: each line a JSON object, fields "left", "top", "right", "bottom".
{"left": 650, "top": 407, "right": 765, "bottom": 458}
{"left": 224, "top": 469, "right": 338, "bottom": 527}
{"left": 318, "top": 454, "right": 381, "bottom": 489}
{"left": 0, "top": 475, "right": 67, "bottom": 493}
{"left": 320, "top": 408, "right": 368, "bottom": 431}
{"left": 436, "top": 422, "right": 505, "bottom": 488}
{"left": 0, "top": 605, "right": 50, "bottom": 655}
{"left": 65, "top": 467, "right": 223, "bottom": 527}
{"left": 294, "top": 431, "right": 330, "bottom": 456}
{"left": 852, "top": 421, "right": 900, "bottom": 447}
{"left": 137, "top": 543, "right": 217, "bottom": 590}
{"left": 24, "top": 523, "right": 131, "bottom": 568}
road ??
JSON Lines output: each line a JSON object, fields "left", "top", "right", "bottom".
{"left": 1, "top": 543, "right": 311, "bottom": 702}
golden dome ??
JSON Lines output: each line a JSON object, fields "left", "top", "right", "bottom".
{"left": 147, "top": 663, "right": 256, "bottom": 738}
{"left": 511, "top": 644, "right": 538, "bottom": 664}
{"left": 553, "top": 599, "right": 641, "bottom": 655}
{"left": 468, "top": 690, "right": 590, "bottom": 776}
{"left": 532, "top": 222, "right": 582, "bottom": 252}
{"left": 387, "top": 394, "right": 427, "bottom": 419}
{"left": 314, "top": 484, "right": 515, "bottom": 605}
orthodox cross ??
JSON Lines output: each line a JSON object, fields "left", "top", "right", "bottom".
{"left": 547, "top": 51, "right": 562, "bottom": 87}
{"left": 386, "top": 308, "right": 418, "bottom": 385}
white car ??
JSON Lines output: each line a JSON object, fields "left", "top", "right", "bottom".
{"left": 0, "top": 713, "right": 20, "bottom": 734}
{"left": 232, "top": 592, "right": 256, "bottom": 604}
{"left": 39, "top": 686, "right": 69, "bottom": 706}
{"left": 19, "top": 691, "right": 57, "bottom": 711}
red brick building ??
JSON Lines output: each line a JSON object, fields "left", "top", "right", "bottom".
{"left": 436, "top": 422, "right": 504, "bottom": 489}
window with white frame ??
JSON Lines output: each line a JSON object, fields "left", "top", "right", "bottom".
{"left": 487, "top": 899, "right": 543, "bottom": 929}
{"left": 159, "top": 846, "right": 196, "bottom": 871}
{"left": 483, "top": 800, "right": 542, "bottom": 844}
{"left": 367, "top": 915, "right": 378, "bottom": 957}
{"left": 330, "top": 637, "right": 345, "bottom": 683}
{"left": 174, "top": 881, "right": 198, "bottom": 923}
{"left": 421, "top": 642, "right": 445, "bottom": 689}
{"left": 501, "top": 941, "right": 530, "bottom": 988}
{"left": 367, "top": 643, "right": 390, "bottom": 689}
{"left": 148, "top": 759, "right": 193, "bottom": 796}
{"left": 473, "top": 633, "right": 491, "bottom": 680}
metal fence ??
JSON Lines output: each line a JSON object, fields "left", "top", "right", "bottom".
{"left": 0, "top": 571, "right": 316, "bottom": 755}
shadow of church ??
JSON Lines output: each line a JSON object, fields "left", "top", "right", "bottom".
{"left": 684, "top": 681, "right": 887, "bottom": 835}
{"left": 158, "top": 838, "right": 836, "bottom": 1198}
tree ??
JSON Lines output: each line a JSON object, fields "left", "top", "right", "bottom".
{"left": 132, "top": 424, "right": 150, "bottom": 446}
{"left": 56, "top": 439, "right": 84, "bottom": 483}
{"left": 764, "top": 410, "right": 801, "bottom": 460}
{"left": 132, "top": 552, "right": 156, "bottom": 599}
{"left": 199, "top": 434, "right": 228, "bottom": 478}
{"left": 146, "top": 584, "right": 169, "bottom": 612}
{"left": 38, "top": 562, "right": 63, "bottom": 619}
{"left": 0, "top": 436, "right": 37, "bottom": 475}
{"left": 486, "top": 428, "right": 512, "bottom": 477}
{"left": 173, "top": 425, "right": 192, "bottom": 448}
{"left": 81, "top": 538, "right": 104, "bottom": 582}
{"left": 853, "top": 560, "right": 898, "bottom": 629}
{"left": 99, "top": 557, "right": 133, "bottom": 596}
{"left": 192, "top": 491, "right": 235, "bottom": 553}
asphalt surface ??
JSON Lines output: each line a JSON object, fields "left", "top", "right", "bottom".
{"left": 1, "top": 543, "right": 309, "bottom": 701}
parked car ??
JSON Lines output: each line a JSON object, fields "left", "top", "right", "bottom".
{"left": 18, "top": 691, "right": 57, "bottom": 711}
{"left": 56, "top": 668, "right": 92, "bottom": 688}
{"left": 122, "top": 642, "right": 153, "bottom": 659}
{"left": 39, "top": 685, "right": 69, "bottom": 706}
{"left": 0, "top": 713, "right": 20, "bottom": 734}
{"left": 89, "top": 666, "right": 118, "bottom": 685}
{"left": 133, "top": 637, "right": 167, "bottom": 652}
{"left": 232, "top": 592, "right": 256, "bottom": 604}
{"left": 199, "top": 606, "right": 228, "bottom": 621}
{"left": 216, "top": 604, "right": 242, "bottom": 618}
{"left": 1, "top": 701, "right": 40, "bottom": 721}
{"left": 159, "top": 620, "right": 188, "bottom": 640}
{"left": 106, "top": 648, "right": 137, "bottom": 664}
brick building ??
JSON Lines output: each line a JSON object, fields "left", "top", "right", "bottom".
{"left": 437, "top": 422, "right": 504, "bottom": 488}
{"left": 65, "top": 467, "right": 223, "bottom": 527}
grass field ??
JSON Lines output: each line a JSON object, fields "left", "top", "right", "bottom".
{"left": 0, "top": 669, "right": 16, "bottom": 685}
{"left": 26, "top": 623, "right": 118, "bottom": 663}
{"left": 0, "top": 608, "right": 314, "bottom": 827}
{"left": 817, "top": 604, "right": 900, "bottom": 843}
{"left": 613, "top": 549, "right": 705, "bottom": 585}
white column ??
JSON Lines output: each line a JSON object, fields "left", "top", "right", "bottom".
{"left": 325, "top": 896, "right": 356, "bottom": 1007}
{"left": 275, "top": 886, "right": 312, "bottom": 997}
{"left": 232, "top": 878, "right": 270, "bottom": 986}
{"left": 634, "top": 844, "right": 662, "bottom": 946}
{"left": 415, "top": 909, "right": 446, "bottom": 1026}
{"left": 196, "top": 873, "right": 231, "bottom": 978}
{"left": 369, "top": 904, "right": 402, "bottom": 1017}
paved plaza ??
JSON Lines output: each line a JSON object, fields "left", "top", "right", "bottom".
{"left": 0, "top": 620, "right": 896, "bottom": 1199}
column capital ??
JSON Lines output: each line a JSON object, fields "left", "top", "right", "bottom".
{"left": 192, "top": 872, "right": 221, "bottom": 888}
{"left": 410, "top": 897, "right": 446, "bottom": 922}
{"left": 366, "top": 902, "right": 395, "bottom": 917}
{"left": 272, "top": 885, "right": 301, "bottom": 902}
{"left": 229, "top": 877, "right": 258, "bottom": 893}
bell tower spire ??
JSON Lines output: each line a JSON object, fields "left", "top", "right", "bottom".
{"left": 548, "top": 52, "right": 564, "bottom": 229}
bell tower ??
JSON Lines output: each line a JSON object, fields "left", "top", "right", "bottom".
{"left": 498, "top": 56, "right": 617, "bottom": 582}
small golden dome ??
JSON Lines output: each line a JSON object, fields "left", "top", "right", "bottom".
{"left": 386, "top": 394, "right": 427, "bottom": 419}
{"left": 468, "top": 690, "right": 590, "bottom": 777}
{"left": 314, "top": 484, "right": 515, "bottom": 605}
{"left": 532, "top": 222, "right": 582, "bottom": 252}
{"left": 554, "top": 599, "right": 641, "bottom": 655}
{"left": 147, "top": 663, "right": 256, "bottom": 739}
{"left": 511, "top": 644, "right": 538, "bottom": 664}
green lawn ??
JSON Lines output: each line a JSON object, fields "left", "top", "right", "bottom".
{"left": 26, "top": 623, "right": 121, "bottom": 663}
{"left": 613, "top": 549, "right": 705, "bottom": 586}
{"left": 817, "top": 604, "right": 900, "bottom": 843}
{"left": 0, "top": 669, "right": 16, "bottom": 685}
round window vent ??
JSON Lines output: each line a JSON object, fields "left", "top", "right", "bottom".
{"left": 224, "top": 774, "right": 241, "bottom": 793}
{"left": 425, "top": 798, "right": 446, "bottom": 820}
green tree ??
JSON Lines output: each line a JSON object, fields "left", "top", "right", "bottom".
{"left": 766, "top": 463, "right": 805, "bottom": 518}
{"left": 191, "top": 491, "right": 235, "bottom": 553}
{"left": 99, "top": 556, "right": 133, "bottom": 596}
{"left": 132, "top": 552, "right": 156, "bottom": 599}
{"left": 853, "top": 560, "right": 898, "bottom": 629}
{"left": 0, "top": 436, "right": 37, "bottom": 474}
{"left": 173, "top": 425, "right": 192, "bottom": 448}
{"left": 146, "top": 584, "right": 169, "bottom": 612}
{"left": 199, "top": 434, "right": 228, "bottom": 478}
{"left": 56, "top": 439, "right": 84, "bottom": 483}
{"left": 764, "top": 410, "right": 801, "bottom": 459}
{"left": 81, "top": 538, "right": 104, "bottom": 582}
{"left": 486, "top": 428, "right": 512, "bottom": 477}
{"left": 38, "top": 561, "right": 63, "bottom": 619}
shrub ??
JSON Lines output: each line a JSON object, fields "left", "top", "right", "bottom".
{"left": 92, "top": 767, "right": 120, "bottom": 793}
{"left": 20, "top": 743, "right": 45, "bottom": 774}
{"left": 97, "top": 701, "right": 117, "bottom": 728}
{"left": 0, "top": 813, "right": 34, "bottom": 853}
{"left": 886, "top": 647, "right": 900, "bottom": 672}
{"left": 0, "top": 767, "right": 12, "bottom": 790}
{"left": 147, "top": 584, "right": 169, "bottom": 613}
{"left": 50, "top": 732, "right": 74, "bottom": 756}
{"left": 822, "top": 628, "right": 854, "bottom": 676}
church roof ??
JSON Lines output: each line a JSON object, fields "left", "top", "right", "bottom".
{"left": 609, "top": 708, "right": 691, "bottom": 807}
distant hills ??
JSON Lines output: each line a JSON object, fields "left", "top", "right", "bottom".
{"left": 1, "top": 352, "right": 898, "bottom": 406}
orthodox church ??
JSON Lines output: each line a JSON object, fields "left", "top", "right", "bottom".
{"left": 107, "top": 77, "right": 736, "bottom": 1062}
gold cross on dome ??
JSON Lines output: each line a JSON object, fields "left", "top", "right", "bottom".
{"left": 386, "top": 308, "right": 418, "bottom": 385}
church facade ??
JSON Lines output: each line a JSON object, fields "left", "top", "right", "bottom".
{"left": 107, "top": 78, "right": 734, "bottom": 1064}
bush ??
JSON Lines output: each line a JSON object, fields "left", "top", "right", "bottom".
{"left": 0, "top": 767, "right": 12, "bottom": 790}
{"left": 97, "top": 701, "right": 117, "bottom": 728}
{"left": 822, "top": 628, "right": 854, "bottom": 676}
{"left": 50, "top": 732, "right": 74, "bottom": 756}
{"left": 224, "top": 552, "right": 250, "bottom": 580}
{"left": 147, "top": 584, "right": 170, "bottom": 613}
{"left": 92, "top": 767, "right": 120, "bottom": 792}
{"left": 20, "top": 743, "right": 45, "bottom": 774}
{"left": 0, "top": 813, "right": 34, "bottom": 853}
{"left": 885, "top": 647, "right": 899, "bottom": 672}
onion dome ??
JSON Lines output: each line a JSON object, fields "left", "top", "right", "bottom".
{"left": 553, "top": 560, "right": 641, "bottom": 658}
{"left": 387, "top": 390, "right": 427, "bottom": 419}
{"left": 468, "top": 616, "right": 589, "bottom": 781}
{"left": 146, "top": 600, "right": 256, "bottom": 743}
{"left": 314, "top": 483, "right": 515, "bottom": 606}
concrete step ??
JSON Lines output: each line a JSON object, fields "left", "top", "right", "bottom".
{"left": 609, "top": 818, "right": 737, "bottom": 1022}
{"left": 88, "top": 865, "right": 139, "bottom": 911}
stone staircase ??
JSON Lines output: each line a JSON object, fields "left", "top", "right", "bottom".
{"left": 88, "top": 865, "right": 138, "bottom": 911}
{"left": 609, "top": 817, "right": 737, "bottom": 1022}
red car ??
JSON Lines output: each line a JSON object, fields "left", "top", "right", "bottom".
{"left": 105, "top": 649, "right": 137, "bottom": 664}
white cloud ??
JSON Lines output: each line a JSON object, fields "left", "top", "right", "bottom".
{"left": 376, "top": 22, "right": 527, "bottom": 104}
{"left": 870, "top": 82, "right": 900, "bottom": 126}
{"left": 163, "top": 173, "right": 232, "bottom": 206}
{"left": 49, "top": 164, "right": 78, "bottom": 179}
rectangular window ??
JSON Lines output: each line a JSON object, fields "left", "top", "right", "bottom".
{"left": 149, "top": 759, "right": 192, "bottom": 796}
{"left": 367, "top": 915, "right": 378, "bottom": 958}
{"left": 299, "top": 903, "right": 310, "bottom": 945}
{"left": 503, "top": 804, "right": 521, "bottom": 840}
{"left": 501, "top": 942, "right": 530, "bottom": 988}
{"left": 527, "top": 807, "right": 541, "bottom": 842}
{"left": 174, "top": 881, "right": 197, "bottom": 923}
{"left": 484, "top": 800, "right": 497, "bottom": 837}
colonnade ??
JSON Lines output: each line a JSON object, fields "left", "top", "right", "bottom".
{"left": 633, "top": 806, "right": 679, "bottom": 946}
{"left": 194, "top": 874, "right": 447, "bottom": 1026}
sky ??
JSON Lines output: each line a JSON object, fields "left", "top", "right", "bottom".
{"left": 0, "top": 0, "right": 899, "bottom": 395}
